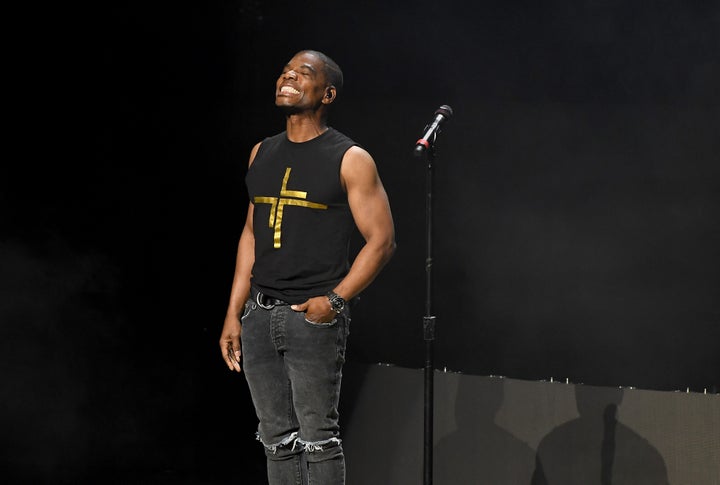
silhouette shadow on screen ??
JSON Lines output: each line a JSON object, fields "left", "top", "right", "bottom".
{"left": 531, "top": 384, "right": 669, "bottom": 485}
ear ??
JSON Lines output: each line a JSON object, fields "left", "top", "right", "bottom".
{"left": 322, "top": 85, "right": 337, "bottom": 104}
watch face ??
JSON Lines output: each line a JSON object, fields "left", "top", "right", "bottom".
{"left": 328, "top": 292, "right": 345, "bottom": 312}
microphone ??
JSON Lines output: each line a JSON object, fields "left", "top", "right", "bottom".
{"left": 414, "top": 104, "right": 453, "bottom": 156}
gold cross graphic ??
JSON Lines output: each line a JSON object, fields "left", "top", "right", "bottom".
{"left": 254, "top": 167, "right": 328, "bottom": 248}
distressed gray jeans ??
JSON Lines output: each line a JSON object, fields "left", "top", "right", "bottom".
{"left": 241, "top": 291, "right": 350, "bottom": 485}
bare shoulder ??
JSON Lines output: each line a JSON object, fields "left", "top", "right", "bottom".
{"left": 248, "top": 141, "right": 263, "bottom": 167}
{"left": 341, "top": 145, "right": 386, "bottom": 195}
{"left": 341, "top": 145, "right": 379, "bottom": 178}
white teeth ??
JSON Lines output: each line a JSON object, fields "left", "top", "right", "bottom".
{"left": 280, "top": 86, "right": 300, "bottom": 95}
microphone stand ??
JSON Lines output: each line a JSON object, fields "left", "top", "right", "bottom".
{"left": 415, "top": 139, "right": 437, "bottom": 485}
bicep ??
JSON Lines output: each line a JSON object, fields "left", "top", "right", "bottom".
{"left": 241, "top": 201, "right": 255, "bottom": 237}
{"left": 342, "top": 147, "right": 394, "bottom": 242}
{"left": 236, "top": 202, "right": 256, "bottom": 271}
{"left": 243, "top": 143, "right": 260, "bottom": 234}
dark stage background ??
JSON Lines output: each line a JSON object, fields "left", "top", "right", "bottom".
{"left": 2, "top": 0, "right": 719, "bottom": 482}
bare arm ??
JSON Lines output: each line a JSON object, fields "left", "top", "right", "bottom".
{"left": 335, "top": 145, "right": 396, "bottom": 299}
{"left": 293, "top": 145, "right": 396, "bottom": 321}
{"left": 219, "top": 143, "right": 261, "bottom": 372}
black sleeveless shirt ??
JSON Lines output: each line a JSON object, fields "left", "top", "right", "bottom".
{"left": 246, "top": 128, "right": 358, "bottom": 303}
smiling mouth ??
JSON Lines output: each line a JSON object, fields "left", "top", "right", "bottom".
{"left": 279, "top": 85, "right": 300, "bottom": 95}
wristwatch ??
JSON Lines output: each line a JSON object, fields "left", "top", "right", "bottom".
{"left": 326, "top": 291, "right": 346, "bottom": 313}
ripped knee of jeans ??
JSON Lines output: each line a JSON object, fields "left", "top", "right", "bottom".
{"left": 256, "top": 431, "right": 299, "bottom": 455}
{"left": 296, "top": 436, "right": 342, "bottom": 453}
{"left": 256, "top": 431, "right": 342, "bottom": 459}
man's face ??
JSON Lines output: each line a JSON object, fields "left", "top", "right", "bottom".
{"left": 275, "top": 52, "right": 329, "bottom": 112}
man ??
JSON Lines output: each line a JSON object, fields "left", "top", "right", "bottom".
{"left": 219, "top": 49, "right": 396, "bottom": 484}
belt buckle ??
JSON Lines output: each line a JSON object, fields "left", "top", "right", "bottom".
{"left": 256, "top": 292, "right": 276, "bottom": 310}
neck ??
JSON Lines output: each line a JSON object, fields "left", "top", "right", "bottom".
{"left": 284, "top": 112, "right": 328, "bottom": 143}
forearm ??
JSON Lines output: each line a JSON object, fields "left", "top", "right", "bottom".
{"left": 332, "top": 238, "right": 396, "bottom": 300}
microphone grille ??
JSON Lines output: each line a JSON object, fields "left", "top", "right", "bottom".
{"left": 435, "top": 104, "right": 453, "bottom": 119}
